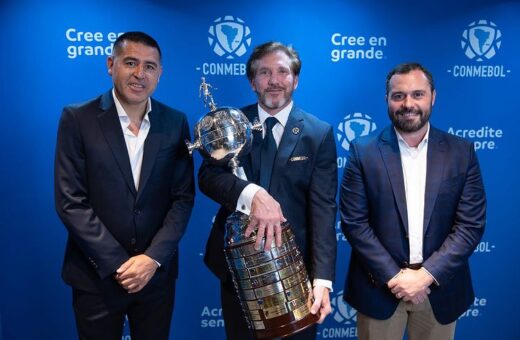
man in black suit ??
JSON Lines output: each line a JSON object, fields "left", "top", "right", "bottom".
{"left": 54, "top": 31, "right": 194, "bottom": 339}
{"left": 199, "top": 41, "right": 338, "bottom": 340}
{"left": 340, "top": 63, "right": 486, "bottom": 339}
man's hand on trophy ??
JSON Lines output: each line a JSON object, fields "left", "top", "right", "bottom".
{"left": 246, "top": 188, "right": 286, "bottom": 251}
{"left": 310, "top": 286, "right": 332, "bottom": 324}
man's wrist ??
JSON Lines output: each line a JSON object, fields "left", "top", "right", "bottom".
{"left": 420, "top": 267, "right": 437, "bottom": 286}
{"left": 236, "top": 183, "right": 261, "bottom": 214}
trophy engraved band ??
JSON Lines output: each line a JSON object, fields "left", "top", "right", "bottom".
{"left": 187, "top": 78, "right": 318, "bottom": 339}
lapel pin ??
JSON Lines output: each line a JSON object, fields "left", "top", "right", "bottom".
{"left": 292, "top": 127, "right": 300, "bottom": 135}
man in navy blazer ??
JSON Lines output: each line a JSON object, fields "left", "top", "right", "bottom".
{"left": 199, "top": 42, "right": 338, "bottom": 340}
{"left": 340, "top": 63, "right": 486, "bottom": 340}
{"left": 54, "top": 32, "right": 194, "bottom": 339}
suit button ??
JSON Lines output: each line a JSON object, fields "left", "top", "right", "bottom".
{"left": 131, "top": 238, "right": 136, "bottom": 245}
{"left": 133, "top": 209, "right": 141, "bottom": 215}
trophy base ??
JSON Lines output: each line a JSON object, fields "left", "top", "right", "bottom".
{"left": 254, "top": 310, "right": 319, "bottom": 339}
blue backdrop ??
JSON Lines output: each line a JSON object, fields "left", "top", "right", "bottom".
{"left": 1, "top": 0, "right": 519, "bottom": 339}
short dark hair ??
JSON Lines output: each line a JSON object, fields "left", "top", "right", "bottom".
{"left": 246, "top": 41, "right": 301, "bottom": 81}
{"left": 112, "top": 31, "right": 162, "bottom": 60}
{"left": 386, "top": 62, "right": 435, "bottom": 95}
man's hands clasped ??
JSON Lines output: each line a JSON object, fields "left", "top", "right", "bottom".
{"left": 115, "top": 254, "right": 159, "bottom": 294}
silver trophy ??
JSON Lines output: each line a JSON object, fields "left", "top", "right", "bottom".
{"left": 186, "top": 77, "right": 262, "bottom": 179}
{"left": 187, "top": 77, "right": 318, "bottom": 339}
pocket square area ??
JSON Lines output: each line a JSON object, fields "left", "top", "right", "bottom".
{"left": 289, "top": 156, "right": 309, "bottom": 162}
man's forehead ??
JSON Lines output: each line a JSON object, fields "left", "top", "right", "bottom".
{"left": 118, "top": 41, "right": 160, "bottom": 57}
{"left": 258, "top": 51, "right": 290, "bottom": 64}
{"left": 389, "top": 71, "right": 430, "bottom": 89}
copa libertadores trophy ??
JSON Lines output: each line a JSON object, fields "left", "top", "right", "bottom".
{"left": 186, "top": 77, "right": 319, "bottom": 339}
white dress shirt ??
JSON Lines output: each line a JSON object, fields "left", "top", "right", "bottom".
{"left": 113, "top": 89, "right": 151, "bottom": 190}
{"left": 396, "top": 125, "right": 429, "bottom": 265}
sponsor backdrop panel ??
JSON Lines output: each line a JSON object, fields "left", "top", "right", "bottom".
{"left": 1, "top": 0, "right": 518, "bottom": 339}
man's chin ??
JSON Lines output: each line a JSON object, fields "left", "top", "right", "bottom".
{"left": 263, "top": 100, "right": 286, "bottom": 111}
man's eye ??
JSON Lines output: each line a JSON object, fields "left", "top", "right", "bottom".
{"left": 145, "top": 64, "right": 156, "bottom": 71}
{"left": 126, "top": 61, "right": 136, "bottom": 67}
{"left": 413, "top": 92, "right": 425, "bottom": 99}
{"left": 392, "top": 94, "right": 404, "bottom": 100}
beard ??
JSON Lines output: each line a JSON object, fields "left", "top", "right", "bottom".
{"left": 257, "top": 86, "right": 294, "bottom": 111}
{"left": 388, "top": 106, "right": 431, "bottom": 133}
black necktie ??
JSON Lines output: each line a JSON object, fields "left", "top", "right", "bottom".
{"left": 259, "top": 117, "right": 278, "bottom": 191}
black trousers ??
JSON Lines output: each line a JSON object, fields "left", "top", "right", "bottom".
{"left": 220, "top": 281, "right": 318, "bottom": 340}
{"left": 72, "top": 281, "right": 176, "bottom": 340}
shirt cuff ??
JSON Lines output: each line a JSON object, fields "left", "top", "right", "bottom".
{"left": 313, "top": 279, "right": 333, "bottom": 292}
{"left": 236, "top": 183, "right": 262, "bottom": 215}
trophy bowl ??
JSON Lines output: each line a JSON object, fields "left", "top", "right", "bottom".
{"left": 187, "top": 106, "right": 256, "bottom": 171}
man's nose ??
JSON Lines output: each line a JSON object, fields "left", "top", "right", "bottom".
{"left": 402, "top": 95, "right": 413, "bottom": 108}
{"left": 133, "top": 65, "right": 144, "bottom": 78}
{"left": 268, "top": 73, "right": 278, "bottom": 85}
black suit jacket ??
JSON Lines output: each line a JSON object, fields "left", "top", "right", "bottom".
{"left": 55, "top": 91, "right": 195, "bottom": 295}
{"left": 199, "top": 104, "right": 338, "bottom": 283}
{"left": 340, "top": 125, "right": 486, "bottom": 324}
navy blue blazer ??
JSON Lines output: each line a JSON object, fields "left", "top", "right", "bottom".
{"left": 55, "top": 91, "right": 195, "bottom": 295}
{"left": 340, "top": 125, "right": 486, "bottom": 324}
{"left": 199, "top": 104, "right": 338, "bottom": 283}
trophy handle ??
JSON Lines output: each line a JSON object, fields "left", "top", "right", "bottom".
{"left": 185, "top": 139, "right": 201, "bottom": 155}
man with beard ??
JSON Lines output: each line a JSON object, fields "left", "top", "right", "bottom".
{"left": 199, "top": 41, "right": 338, "bottom": 340}
{"left": 339, "top": 62, "right": 486, "bottom": 340}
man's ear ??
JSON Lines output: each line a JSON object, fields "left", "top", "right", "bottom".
{"left": 107, "top": 56, "right": 114, "bottom": 76}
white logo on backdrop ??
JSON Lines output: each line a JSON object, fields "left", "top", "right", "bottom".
{"left": 337, "top": 112, "right": 377, "bottom": 151}
{"left": 447, "top": 20, "right": 510, "bottom": 78}
{"left": 462, "top": 20, "right": 502, "bottom": 62}
{"left": 208, "top": 16, "right": 251, "bottom": 59}
{"left": 331, "top": 291, "right": 357, "bottom": 325}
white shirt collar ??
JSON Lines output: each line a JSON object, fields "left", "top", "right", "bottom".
{"left": 112, "top": 88, "right": 152, "bottom": 124}
{"left": 257, "top": 101, "right": 293, "bottom": 127}
{"left": 395, "top": 123, "right": 430, "bottom": 150}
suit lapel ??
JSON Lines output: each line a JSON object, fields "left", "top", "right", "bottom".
{"left": 137, "top": 104, "right": 162, "bottom": 200}
{"left": 97, "top": 92, "right": 137, "bottom": 197}
{"left": 379, "top": 127, "right": 408, "bottom": 233}
{"left": 269, "top": 107, "right": 303, "bottom": 192}
{"left": 423, "top": 127, "right": 446, "bottom": 234}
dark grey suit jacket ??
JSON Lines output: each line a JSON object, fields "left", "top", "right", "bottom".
{"left": 55, "top": 91, "right": 194, "bottom": 296}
